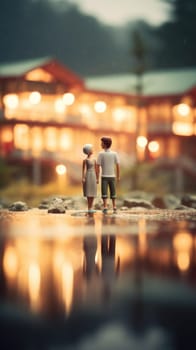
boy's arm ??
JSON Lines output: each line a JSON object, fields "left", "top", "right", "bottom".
{"left": 94, "top": 161, "right": 99, "bottom": 183}
{"left": 116, "top": 163, "right": 120, "bottom": 181}
{"left": 96, "top": 163, "right": 100, "bottom": 183}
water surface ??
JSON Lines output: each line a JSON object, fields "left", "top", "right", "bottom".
{"left": 0, "top": 209, "right": 196, "bottom": 349}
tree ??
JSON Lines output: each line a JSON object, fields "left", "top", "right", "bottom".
{"left": 157, "top": 0, "right": 196, "bottom": 68}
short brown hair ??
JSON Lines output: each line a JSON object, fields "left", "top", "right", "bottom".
{"left": 101, "top": 136, "right": 112, "bottom": 148}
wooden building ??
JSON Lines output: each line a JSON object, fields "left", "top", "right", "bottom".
{"left": 0, "top": 57, "right": 196, "bottom": 186}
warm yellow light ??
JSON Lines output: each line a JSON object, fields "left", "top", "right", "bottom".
{"left": 79, "top": 104, "right": 91, "bottom": 116}
{"left": 94, "top": 101, "right": 107, "bottom": 113}
{"left": 29, "top": 91, "right": 41, "bottom": 105}
{"left": 113, "top": 108, "right": 127, "bottom": 122}
{"left": 26, "top": 68, "right": 53, "bottom": 82}
{"left": 56, "top": 164, "right": 67, "bottom": 175}
{"left": 2, "top": 128, "right": 13, "bottom": 142}
{"left": 31, "top": 127, "right": 43, "bottom": 154}
{"left": 3, "top": 94, "right": 19, "bottom": 109}
{"left": 3, "top": 245, "right": 18, "bottom": 279}
{"left": 136, "top": 136, "right": 148, "bottom": 148}
{"left": 62, "top": 262, "right": 74, "bottom": 316}
{"left": 148, "top": 140, "right": 159, "bottom": 153}
{"left": 44, "top": 127, "right": 57, "bottom": 151}
{"left": 62, "top": 92, "right": 75, "bottom": 106}
{"left": 55, "top": 98, "right": 65, "bottom": 113}
{"left": 59, "top": 130, "right": 72, "bottom": 150}
{"left": 194, "top": 123, "right": 196, "bottom": 135}
{"left": 173, "top": 232, "right": 192, "bottom": 251}
{"left": 176, "top": 103, "right": 191, "bottom": 117}
{"left": 177, "top": 252, "right": 190, "bottom": 271}
{"left": 14, "top": 124, "right": 29, "bottom": 150}
{"left": 28, "top": 262, "right": 41, "bottom": 308}
{"left": 172, "top": 121, "right": 193, "bottom": 136}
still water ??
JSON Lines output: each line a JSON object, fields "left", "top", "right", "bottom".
{"left": 0, "top": 209, "right": 196, "bottom": 349}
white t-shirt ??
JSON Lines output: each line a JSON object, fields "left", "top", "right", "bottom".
{"left": 97, "top": 149, "right": 120, "bottom": 177}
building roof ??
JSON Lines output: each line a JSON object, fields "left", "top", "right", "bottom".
{"left": 0, "top": 57, "right": 52, "bottom": 77}
{"left": 85, "top": 67, "right": 196, "bottom": 97}
{"left": 1, "top": 57, "right": 196, "bottom": 98}
{"left": 0, "top": 57, "right": 84, "bottom": 88}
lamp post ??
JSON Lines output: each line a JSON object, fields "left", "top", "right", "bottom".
{"left": 131, "top": 29, "right": 147, "bottom": 163}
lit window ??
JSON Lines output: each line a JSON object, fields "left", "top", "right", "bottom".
{"left": 176, "top": 103, "right": 191, "bottom": 117}
{"left": 148, "top": 141, "right": 159, "bottom": 153}
{"left": 55, "top": 98, "right": 66, "bottom": 113}
{"left": 2, "top": 128, "right": 13, "bottom": 142}
{"left": 3, "top": 94, "right": 19, "bottom": 109}
{"left": 31, "top": 127, "right": 43, "bottom": 155}
{"left": 26, "top": 68, "right": 53, "bottom": 82}
{"left": 14, "top": 124, "right": 29, "bottom": 150}
{"left": 94, "top": 101, "right": 107, "bottom": 113}
{"left": 44, "top": 127, "right": 57, "bottom": 151}
{"left": 113, "top": 108, "right": 128, "bottom": 122}
{"left": 172, "top": 122, "right": 193, "bottom": 136}
{"left": 29, "top": 91, "right": 41, "bottom": 105}
{"left": 136, "top": 136, "right": 148, "bottom": 148}
{"left": 59, "top": 130, "right": 72, "bottom": 151}
{"left": 79, "top": 104, "right": 91, "bottom": 117}
{"left": 62, "top": 93, "right": 75, "bottom": 106}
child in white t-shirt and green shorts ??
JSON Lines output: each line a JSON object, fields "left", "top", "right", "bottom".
{"left": 97, "top": 136, "right": 120, "bottom": 214}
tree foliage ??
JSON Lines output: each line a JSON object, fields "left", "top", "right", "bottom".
{"left": 0, "top": 0, "right": 130, "bottom": 75}
{"left": 157, "top": 0, "right": 196, "bottom": 68}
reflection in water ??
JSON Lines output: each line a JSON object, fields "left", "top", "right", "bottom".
{"left": 83, "top": 217, "right": 99, "bottom": 281}
{"left": 173, "top": 229, "right": 193, "bottom": 272}
{"left": 101, "top": 216, "right": 120, "bottom": 302}
{"left": 28, "top": 262, "right": 40, "bottom": 311}
{"left": 0, "top": 212, "right": 196, "bottom": 348}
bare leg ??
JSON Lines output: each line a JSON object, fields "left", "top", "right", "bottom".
{"left": 112, "top": 198, "right": 116, "bottom": 209}
{"left": 87, "top": 197, "right": 94, "bottom": 210}
{"left": 103, "top": 197, "right": 107, "bottom": 209}
{"left": 112, "top": 198, "right": 117, "bottom": 213}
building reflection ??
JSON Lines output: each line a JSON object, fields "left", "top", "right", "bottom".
{"left": 0, "top": 218, "right": 196, "bottom": 319}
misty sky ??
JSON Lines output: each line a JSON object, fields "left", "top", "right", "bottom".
{"left": 68, "top": 0, "right": 171, "bottom": 25}
{"left": 0, "top": 0, "right": 172, "bottom": 75}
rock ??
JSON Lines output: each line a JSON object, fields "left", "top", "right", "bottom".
{"left": 174, "top": 204, "right": 191, "bottom": 210}
{"left": 181, "top": 194, "right": 196, "bottom": 209}
{"left": 38, "top": 195, "right": 85, "bottom": 210}
{"left": 47, "top": 197, "right": 67, "bottom": 213}
{"left": 123, "top": 198, "right": 154, "bottom": 209}
{"left": 164, "top": 194, "right": 180, "bottom": 209}
{"left": 151, "top": 196, "right": 166, "bottom": 209}
{"left": 48, "top": 205, "right": 66, "bottom": 213}
{"left": 152, "top": 194, "right": 180, "bottom": 209}
{"left": 8, "top": 201, "right": 29, "bottom": 211}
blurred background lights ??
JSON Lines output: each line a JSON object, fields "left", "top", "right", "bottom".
{"left": 62, "top": 92, "right": 75, "bottom": 106}
{"left": 172, "top": 121, "right": 193, "bottom": 136}
{"left": 55, "top": 98, "right": 65, "bottom": 113}
{"left": 3, "top": 94, "right": 19, "bottom": 109}
{"left": 29, "top": 91, "right": 41, "bottom": 105}
{"left": 148, "top": 140, "right": 159, "bottom": 153}
{"left": 79, "top": 104, "right": 91, "bottom": 116}
{"left": 56, "top": 164, "right": 67, "bottom": 175}
{"left": 113, "top": 108, "right": 127, "bottom": 122}
{"left": 173, "top": 232, "right": 192, "bottom": 251}
{"left": 94, "top": 100, "right": 107, "bottom": 113}
{"left": 136, "top": 135, "right": 148, "bottom": 148}
{"left": 176, "top": 103, "right": 191, "bottom": 117}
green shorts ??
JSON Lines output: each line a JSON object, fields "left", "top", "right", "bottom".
{"left": 101, "top": 177, "right": 116, "bottom": 199}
